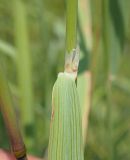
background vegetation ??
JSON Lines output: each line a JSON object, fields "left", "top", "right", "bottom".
{"left": 0, "top": 0, "right": 130, "bottom": 159}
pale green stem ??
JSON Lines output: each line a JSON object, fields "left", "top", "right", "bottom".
{"left": 13, "top": 0, "right": 34, "bottom": 149}
{"left": 65, "top": 0, "right": 79, "bottom": 77}
{"left": 66, "top": 0, "right": 78, "bottom": 53}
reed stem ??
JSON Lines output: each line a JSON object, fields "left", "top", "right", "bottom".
{"left": 13, "top": 0, "right": 34, "bottom": 149}
{"left": 66, "top": 0, "right": 78, "bottom": 53}
{"left": 65, "top": 0, "right": 79, "bottom": 76}
{"left": 0, "top": 64, "right": 27, "bottom": 160}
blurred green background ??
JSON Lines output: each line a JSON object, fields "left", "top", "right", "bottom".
{"left": 0, "top": 0, "right": 130, "bottom": 159}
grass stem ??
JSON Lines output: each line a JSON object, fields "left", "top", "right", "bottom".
{"left": 66, "top": 0, "right": 78, "bottom": 53}
{"left": 65, "top": 0, "right": 79, "bottom": 76}
{"left": 0, "top": 64, "right": 27, "bottom": 160}
{"left": 13, "top": 0, "right": 34, "bottom": 149}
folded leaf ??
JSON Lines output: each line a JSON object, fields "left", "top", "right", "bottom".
{"left": 48, "top": 72, "right": 84, "bottom": 160}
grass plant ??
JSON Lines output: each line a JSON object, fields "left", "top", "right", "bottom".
{"left": 48, "top": 0, "right": 84, "bottom": 159}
